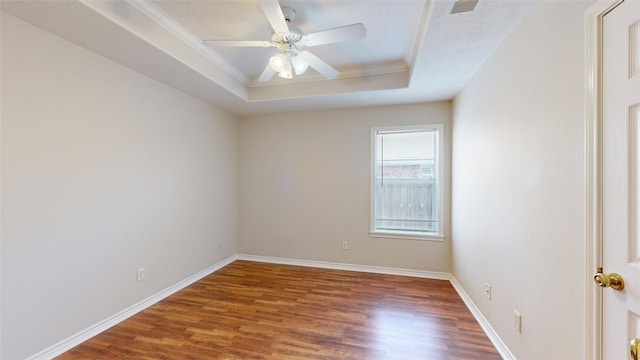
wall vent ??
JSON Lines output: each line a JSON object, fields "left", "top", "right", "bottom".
{"left": 450, "top": 0, "right": 479, "bottom": 14}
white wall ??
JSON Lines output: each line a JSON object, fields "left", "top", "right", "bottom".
{"left": 1, "top": 13, "right": 237, "bottom": 359}
{"left": 238, "top": 102, "right": 451, "bottom": 272}
{"left": 452, "top": 1, "right": 592, "bottom": 358}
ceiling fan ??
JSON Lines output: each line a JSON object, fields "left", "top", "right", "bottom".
{"left": 203, "top": 0, "right": 367, "bottom": 82}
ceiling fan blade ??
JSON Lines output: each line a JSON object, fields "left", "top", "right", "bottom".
{"left": 203, "top": 40, "right": 274, "bottom": 48}
{"left": 298, "top": 51, "right": 339, "bottom": 79}
{"left": 258, "top": 64, "right": 276, "bottom": 82}
{"left": 257, "top": 0, "right": 289, "bottom": 34}
{"left": 302, "top": 23, "right": 367, "bottom": 47}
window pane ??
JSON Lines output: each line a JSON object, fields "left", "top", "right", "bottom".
{"left": 374, "top": 130, "right": 438, "bottom": 233}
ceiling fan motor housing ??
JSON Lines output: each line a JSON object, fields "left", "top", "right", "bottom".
{"left": 272, "top": 32, "right": 302, "bottom": 48}
{"left": 271, "top": 7, "right": 303, "bottom": 49}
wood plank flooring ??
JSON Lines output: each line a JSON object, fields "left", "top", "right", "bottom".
{"left": 57, "top": 261, "right": 501, "bottom": 359}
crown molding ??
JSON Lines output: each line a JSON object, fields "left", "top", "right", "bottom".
{"left": 123, "top": 0, "right": 421, "bottom": 90}
{"left": 124, "top": 0, "right": 248, "bottom": 85}
{"left": 81, "top": 0, "right": 430, "bottom": 97}
{"left": 247, "top": 60, "right": 409, "bottom": 88}
{"left": 407, "top": 0, "right": 435, "bottom": 77}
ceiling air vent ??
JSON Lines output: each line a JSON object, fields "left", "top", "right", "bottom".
{"left": 450, "top": 0, "right": 479, "bottom": 14}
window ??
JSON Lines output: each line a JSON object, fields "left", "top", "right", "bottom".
{"left": 370, "top": 125, "right": 444, "bottom": 240}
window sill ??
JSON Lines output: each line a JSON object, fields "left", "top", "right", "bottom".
{"left": 369, "top": 231, "right": 445, "bottom": 242}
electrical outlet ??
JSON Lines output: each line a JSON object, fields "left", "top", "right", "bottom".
{"left": 137, "top": 268, "right": 146, "bottom": 282}
{"left": 514, "top": 310, "right": 522, "bottom": 333}
{"left": 485, "top": 283, "right": 492, "bottom": 300}
{"left": 341, "top": 241, "right": 349, "bottom": 250}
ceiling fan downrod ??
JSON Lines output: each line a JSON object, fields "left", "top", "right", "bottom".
{"left": 281, "top": 7, "right": 295, "bottom": 23}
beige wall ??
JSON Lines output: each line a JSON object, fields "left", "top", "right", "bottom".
{"left": 1, "top": 1, "right": 598, "bottom": 358}
{"left": 238, "top": 102, "right": 451, "bottom": 272}
{"left": 452, "top": 1, "right": 592, "bottom": 358}
{"left": 1, "top": 13, "right": 237, "bottom": 359}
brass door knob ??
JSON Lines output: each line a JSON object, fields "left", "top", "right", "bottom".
{"left": 631, "top": 338, "right": 639, "bottom": 360}
{"left": 593, "top": 272, "right": 625, "bottom": 291}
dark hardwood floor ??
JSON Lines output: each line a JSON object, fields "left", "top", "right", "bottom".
{"left": 57, "top": 260, "right": 501, "bottom": 359}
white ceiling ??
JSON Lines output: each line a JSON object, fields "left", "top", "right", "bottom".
{"left": 1, "top": 0, "right": 533, "bottom": 116}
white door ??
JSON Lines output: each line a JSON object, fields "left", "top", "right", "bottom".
{"left": 601, "top": 0, "right": 640, "bottom": 358}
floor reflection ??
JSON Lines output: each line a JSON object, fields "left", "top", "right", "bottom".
{"left": 368, "top": 306, "right": 450, "bottom": 359}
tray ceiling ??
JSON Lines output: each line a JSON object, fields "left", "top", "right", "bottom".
{"left": 1, "top": 0, "right": 533, "bottom": 115}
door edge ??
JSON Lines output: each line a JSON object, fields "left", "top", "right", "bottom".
{"left": 585, "top": 1, "right": 624, "bottom": 359}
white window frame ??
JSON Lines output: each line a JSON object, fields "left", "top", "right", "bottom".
{"left": 370, "top": 124, "right": 445, "bottom": 241}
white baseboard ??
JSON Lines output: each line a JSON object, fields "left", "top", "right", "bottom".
{"left": 238, "top": 254, "right": 512, "bottom": 359}
{"left": 235, "top": 254, "right": 451, "bottom": 280}
{"left": 449, "top": 276, "right": 514, "bottom": 360}
{"left": 27, "top": 254, "right": 512, "bottom": 360}
{"left": 27, "top": 255, "right": 237, "bottom": 360}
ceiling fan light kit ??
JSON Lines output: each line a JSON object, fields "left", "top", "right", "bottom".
{"left": 268, "top": 50, "right": 309, "bottom": 79}
{"left": 273, "top": 54, "right": 293, "bottom": 79}
{"left": 203, "top": 0, "right": 367, "bottom": 82}
{"left": 290, "top": 55, "right": 308, "bottom": 75}
{"left": 269, "top": 53, "right": 287, "bottom": 72}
